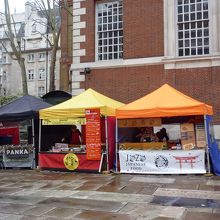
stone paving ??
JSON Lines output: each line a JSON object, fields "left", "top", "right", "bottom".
{"left": 0, "top": 170, "right": 220, "bottom": 219}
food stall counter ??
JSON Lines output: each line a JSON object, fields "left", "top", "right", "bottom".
{"left": 119, "top": 142, "right": 165, "bottom": 150}
{"left": 39, "top": 151, "right": 101, "bottom": 172}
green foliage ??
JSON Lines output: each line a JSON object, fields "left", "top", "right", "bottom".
{"left": 0, "top": 95, "right": 18, "bottom": 106}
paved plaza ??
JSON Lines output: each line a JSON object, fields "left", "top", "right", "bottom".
{"left": 0, "top": 170, "right": 220, "bottom": 219}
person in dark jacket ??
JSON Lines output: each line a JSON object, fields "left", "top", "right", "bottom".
{"left": 156, "top": 128, "right": 169, "bottom": 142}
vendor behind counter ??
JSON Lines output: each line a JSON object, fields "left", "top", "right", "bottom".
{"left": 119, "top": 127, "right": 171, "bottom": 151}
{"left": 40, "top": 125, "right": 75, "bottom": 151}
{"left": 61, "top": 125, "right": 82, "bottom": 145}
{"left": 156, "top": 128, "right": 169, "bottom": 142}
{"left": 134, "top": 127, "right": 169, "bottom": 143}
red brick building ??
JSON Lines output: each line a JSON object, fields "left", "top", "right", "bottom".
{"left": 60, "top": 0, "right": 220, "bottom": 135}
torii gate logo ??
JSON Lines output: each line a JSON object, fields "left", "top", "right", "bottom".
{"left": 173, "top": 155, "right": 199, "bottom": 169}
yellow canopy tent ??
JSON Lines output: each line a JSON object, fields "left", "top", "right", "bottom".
{"left": 116, "top": 84, "right": 213, "bottom": 119}
{"left": 40, "top": 88, "right": 124, "bottom": 120}
{"left": 38, "top": 88, "right": 124, "bottom": 171}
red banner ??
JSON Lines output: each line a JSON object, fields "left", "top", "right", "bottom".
{"left": 85, "top": 109, "right": 101, "bottom": 160}
{"left": 0, "top": 127, "right": 19, "bottom": 145}
{"left": 39, "top": 152, "right": 100, "bottom": 171}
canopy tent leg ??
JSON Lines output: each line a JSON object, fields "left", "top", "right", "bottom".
{"left": 31, "top": 119, "right": 36, "bottom": 168}
{"left": 31, "top": 119, "right": 35, "bottom": 147}
{"left": 99, "top": 152, "right": 105, "bottom": 173}
{"left": 39, "top": 119, "right": 42, "bottom": 153}
{"left": 105, "top": 116, "right": 109, "bottom": 171}
{"left": 115, "top": 119, "right": 118, "bottom": 172}
{"left": 204, "top": 115, "right": 211, "bottom": 174}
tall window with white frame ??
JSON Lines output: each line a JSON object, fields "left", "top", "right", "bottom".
{"left": 177, "top": 0, "right": 209, "bottom": 57}
{"left": 27, "top": 53, "right": 35, "bottom": 62}
{"left": 97, "top": 1, "right": 123, "bottom": 61}
{"left": 27, "top": 69, "right": 34, "bottom": 80}
{"left": 38, "top": 68, "right": 45, "bottom": 80}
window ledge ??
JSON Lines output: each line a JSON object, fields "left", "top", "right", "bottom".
{"left": 163, "top": 54, "right": 220, "bottom": 69}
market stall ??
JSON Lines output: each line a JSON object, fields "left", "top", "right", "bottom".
{"left": 0, "top": 95, "right": 51, "bottom": 168}
{"left": 39, "top": 88, "right": 124, "bottom": 172}
{"left": 115, "top": 84, "right": 213, "bottom": 174}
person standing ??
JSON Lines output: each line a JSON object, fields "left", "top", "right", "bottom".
{"left": 62, "top": 125, "right": 81, "bottom": 145}
{"left": 156, "top": 128, "right": 169, "bottom": 142}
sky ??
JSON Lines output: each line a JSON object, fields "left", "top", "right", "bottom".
{"left": 0, "top": 0, "right": 29, "bottom": 14}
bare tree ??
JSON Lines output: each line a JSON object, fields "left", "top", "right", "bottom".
{"left": 0, "top": 0, "right": 70, "bottom": 94}
{"left": 30, "top": 0, "right": 64, "bottom": 92}
{"left": 0, "top": 0, "right": 28, "bottom": 95}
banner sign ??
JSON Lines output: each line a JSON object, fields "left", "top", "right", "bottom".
{"left": 63, "top": 153, "right": 79, "bottom": 170}
{"left": 3, "top": 145, "right": 34, "bottom": 162}
{"left": 119, "top": 149, "right": 205, "bottom": 174}
{"left": 0, "top": 127, "right": 19, "bottom": 144}
{"left": 118, "top": 118, "right": 162, "bottom": 128}
{"left": 42, "top": 118, "right": 86, "bottom": 125}
{"left": 39, "top": 152, "right": 100, "bottom": 171}
{"left": 85, "top": 109, "right": 101, "bottom": 160}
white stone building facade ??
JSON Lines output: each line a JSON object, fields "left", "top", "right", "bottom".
{"left": 0, "top": 1, "right": 60, "bottom": 97}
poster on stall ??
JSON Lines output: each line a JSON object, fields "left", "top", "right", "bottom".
{"left": 119, "top": 149, "right": 205, "bottom": 174}
{"left": 85, "top": 109, "right": 101, "bottom": 160}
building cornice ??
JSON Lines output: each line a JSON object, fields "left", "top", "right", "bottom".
{"left": 70, "top": 54, "right": 220, "bottom": 71}
{"left": 71, "top": 57, "right": 164, "bottom": 71}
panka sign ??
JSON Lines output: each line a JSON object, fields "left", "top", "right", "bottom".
{"left": 5, "top": 146, "right": 30, "bottom": 160}
{"left": 85, "top": 109, "right": 101, "bottom": 160}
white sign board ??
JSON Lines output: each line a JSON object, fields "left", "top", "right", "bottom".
{"left": 119, "top": 149, "right": 206, "bottom": 174}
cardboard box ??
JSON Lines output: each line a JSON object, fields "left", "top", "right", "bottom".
{"left": 181, "top": 123, "right": 196, "bottom": 149}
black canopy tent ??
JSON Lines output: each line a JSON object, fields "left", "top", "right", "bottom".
{"left": 42, "top": 90, "right": 72, "bottom": 105}
{"left": 0, "top": 95, "right": 51, "bottom": 168}
{"left": 0, "top": 95, "right": 51, "bottom": 122}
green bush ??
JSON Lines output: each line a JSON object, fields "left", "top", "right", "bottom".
{"left": 0, "top": 95, "right": 18, "bottom": 106}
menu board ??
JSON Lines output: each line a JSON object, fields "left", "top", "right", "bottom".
{"left": 85, "top": 109, "right": 101, "bottom": 160}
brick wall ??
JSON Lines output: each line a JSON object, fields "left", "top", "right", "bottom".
{"left": 123, "top": 0, "right": 164, "bottom": 59}
{"left": 85, "top": 65, "right": 220, "bottom": 124}
{"left": 85, "top": 65, "right": 164, "bottom": 103}
{"left": 60, "top": 0, "right": 220, "bottom": 124}
{"left": 80, "top": 0, "right": 96, "bottom": 63}
{"left": 165, "top": 67, "right": 220, "bottom": 124}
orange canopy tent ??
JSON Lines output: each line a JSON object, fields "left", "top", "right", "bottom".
{"left": 116, "top": 84, "right": 213, "bottom": 119}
